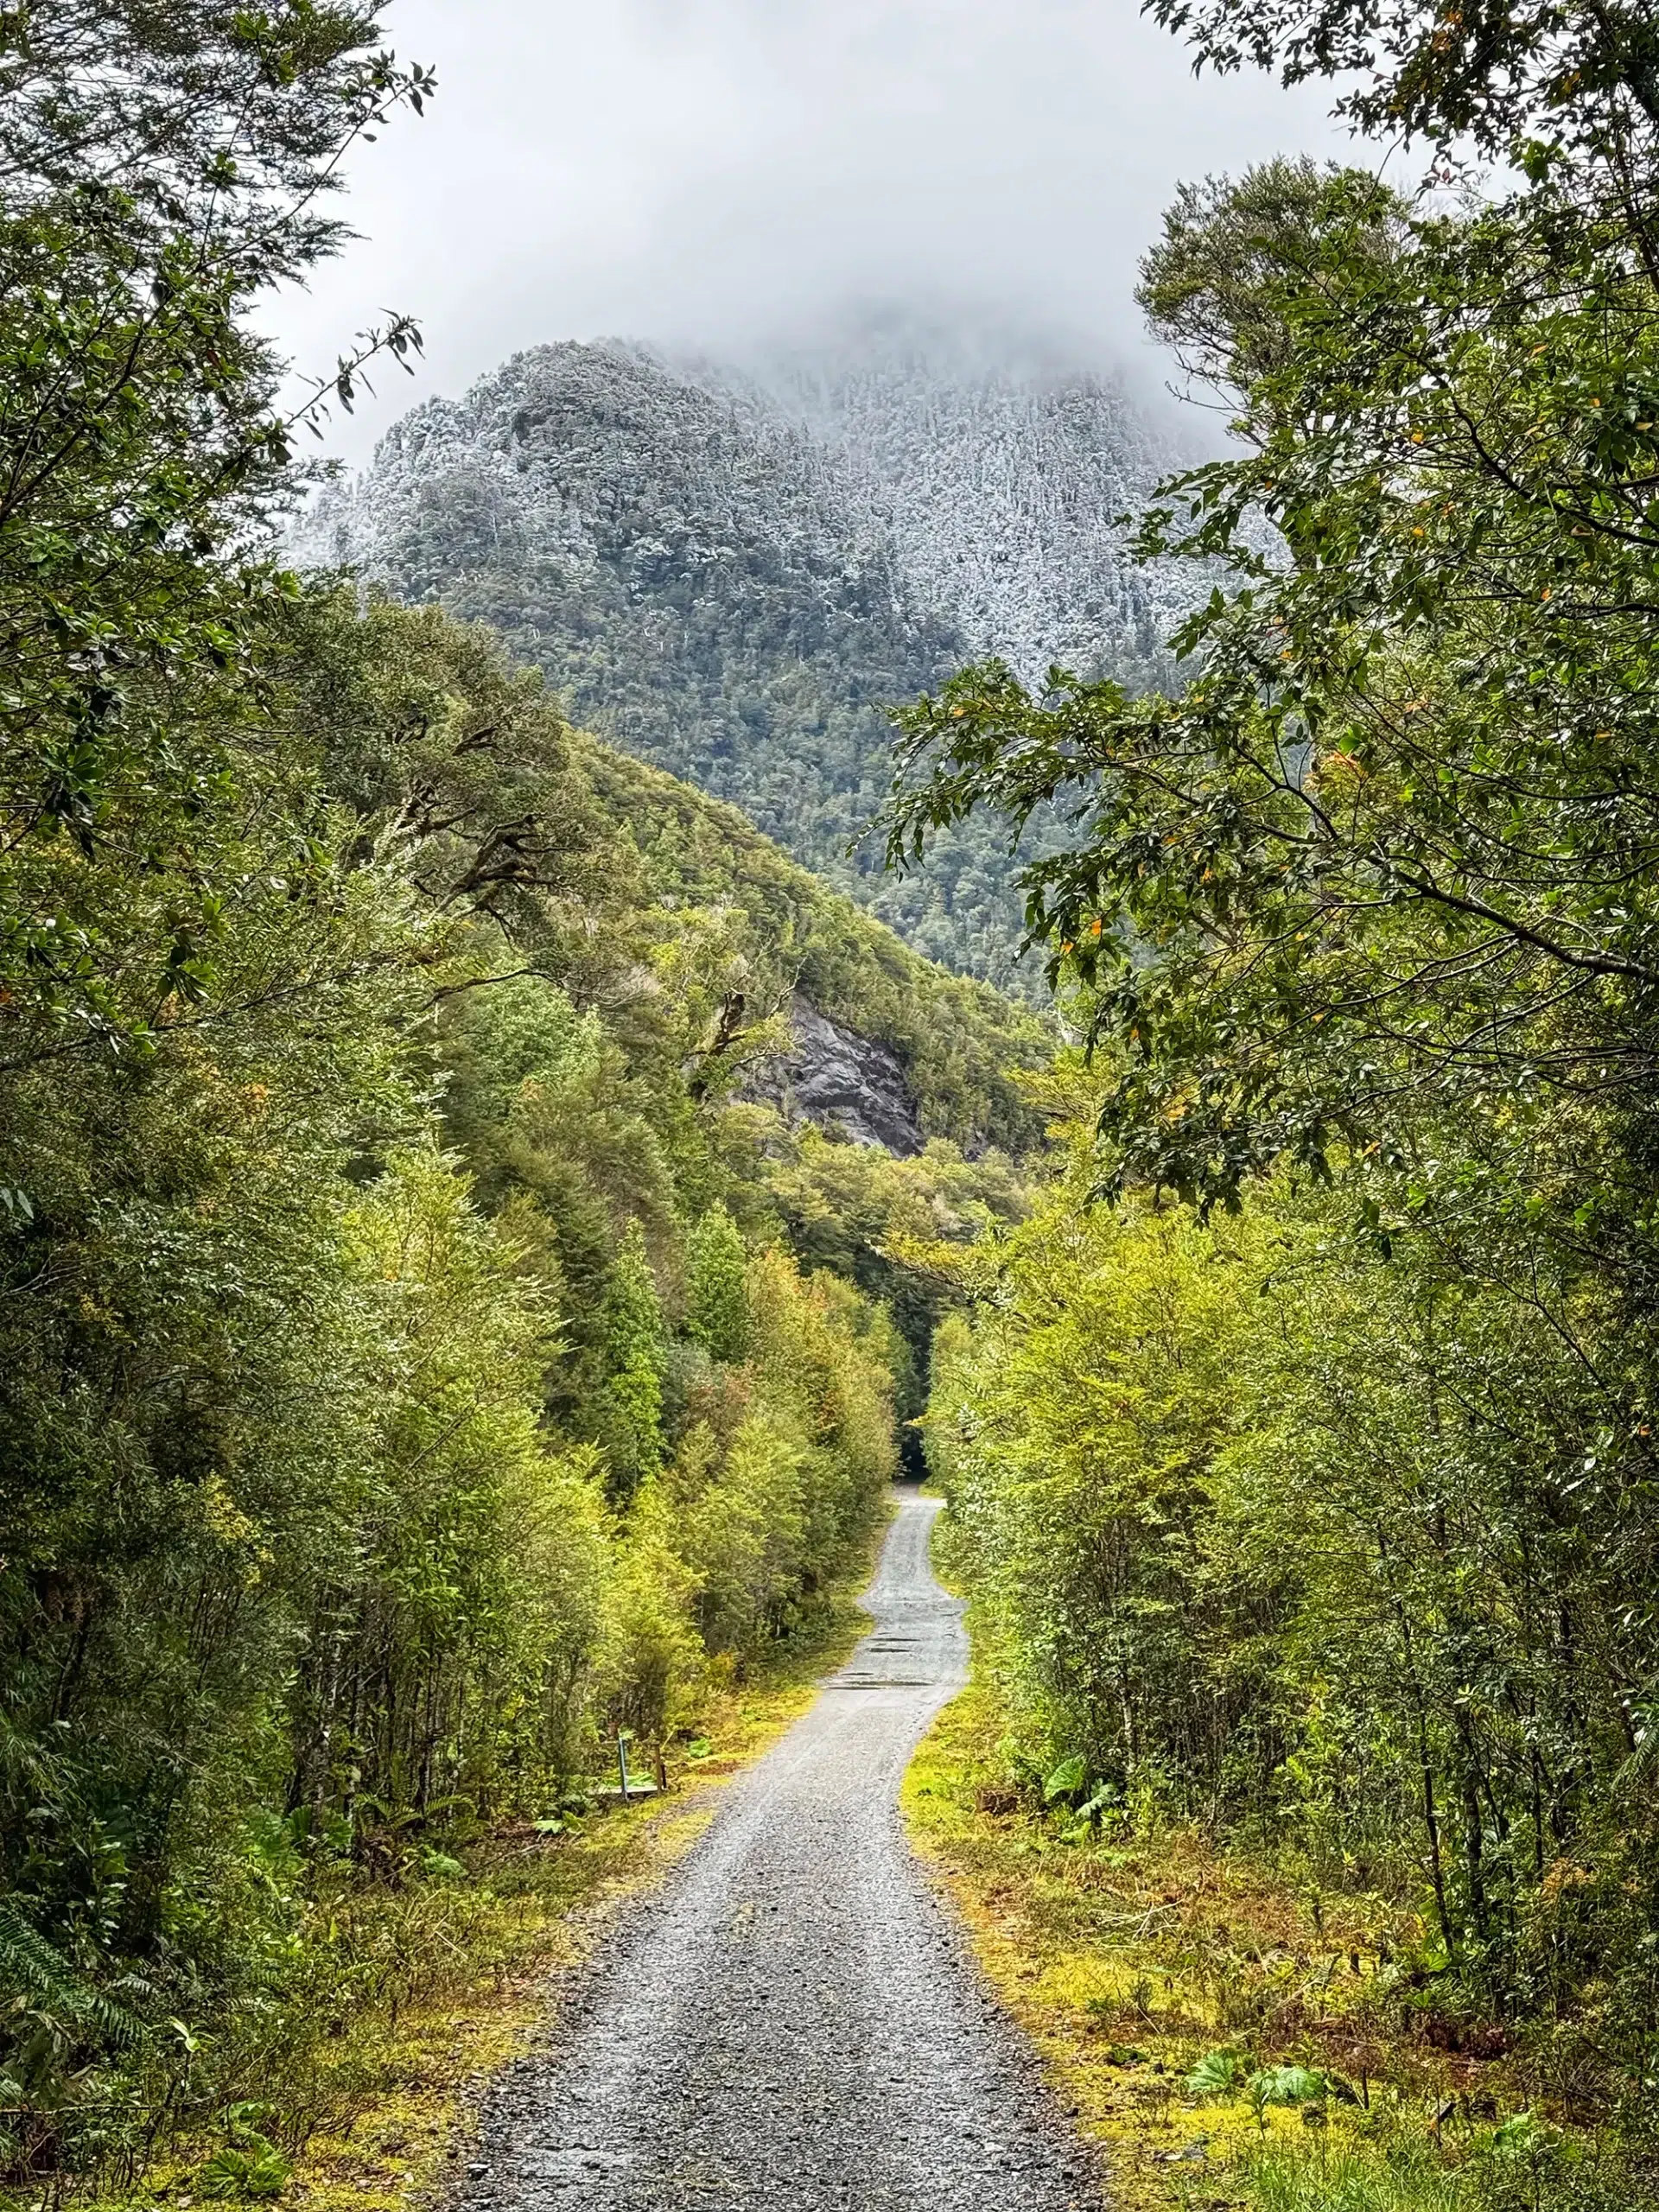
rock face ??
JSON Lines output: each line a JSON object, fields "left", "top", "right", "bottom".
{"left": 291, "top": 313, "right": 1207, "bottom": 993}
{"left": 747, "top": 995, "right": 925, "bottom": 1156}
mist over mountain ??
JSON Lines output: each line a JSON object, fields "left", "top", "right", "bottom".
{"left": 719, "top": 314, "right": 1201, "bottom": 683}
{"left": 295, "top": 315, "right": 1204, "bottom": 990}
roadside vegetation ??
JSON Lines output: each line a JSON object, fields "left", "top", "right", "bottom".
{"left": 99, "top": 1561, "right": 882, "bottom": 2212}
{"left": 0, "top": 11, "right": 1028, "bottom": 2202}
{"left": 11, "top": 0, "right": 1659, "bottom": 2206}
{"left": 912, "top": 1546, "right": 1647, "bottom": 2212}
{"left": 894, "top": 0, "right": 1659, "bottom": 2204}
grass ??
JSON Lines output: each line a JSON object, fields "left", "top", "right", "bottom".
{"left": 900, "top": 1672, "right": 1549, "bottom": 2212}
{"left": 92, "top": 1547, "right": 885, "bottom": 2212}
{"left": 1240, "top": 2141, "right": 1465, "bottom": 2212}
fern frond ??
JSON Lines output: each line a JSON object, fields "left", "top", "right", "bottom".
{"left": 0, "top": 1898, "right": 141, "bottom": 2050}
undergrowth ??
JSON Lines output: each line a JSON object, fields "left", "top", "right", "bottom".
{"left": 34, "top": 1562, "right": 880, "bottom": 2212}
{"left": 903, "top": 1672, "right": 1659, "bottom": 2212}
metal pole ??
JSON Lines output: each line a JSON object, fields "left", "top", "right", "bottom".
{"left": 617, "top": 1732, "right": 631, "bottom": 1804}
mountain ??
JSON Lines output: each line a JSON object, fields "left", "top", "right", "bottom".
{"left": 294, "top": 315, "right": 1201, "bottom": 994}
{"left": 706, "top": 315, "right": 1198, "bottom": 685}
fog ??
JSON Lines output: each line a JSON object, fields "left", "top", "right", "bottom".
{"left": 267, "top": 0, "right": 1352, "bottom": 464}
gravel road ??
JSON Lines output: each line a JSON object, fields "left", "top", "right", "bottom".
{"left": 462, "top": 1490, "right": 1101, "bottom": 2212}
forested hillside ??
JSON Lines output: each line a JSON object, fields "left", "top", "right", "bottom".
{"left": 296, "top": 326, "right": 1199, "bottom": 991}
{"left": 0, "top": 19, "right": 1042, "bottom": 2184}
{"left": 0, "top": 570, "right": 1039, "bottom": 2183}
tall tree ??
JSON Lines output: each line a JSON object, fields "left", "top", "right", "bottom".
{"left": 685, "top": 1204, "right": 750, "bottom": 1366}
{"left": 600, "top": 1220, "right": 667, "bottom": 1499}
{"left": 0, "top": 0, "right": 430, "bottom": 1061}
{"left": 885, "top": 8, "right": 1659, "bottom": 1217}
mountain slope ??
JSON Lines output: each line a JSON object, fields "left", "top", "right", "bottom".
{"left": 563, "top": 721, "right": 1051, "bottom": 1156}
{"left": 298, "top": 587, "right": 1049, "bottom": 1160}
{"left": 296, "top": 321, "right": 1198, "bottom": 993}
{"left": 716, "top": 315, "right": 1196, "bottom": 687}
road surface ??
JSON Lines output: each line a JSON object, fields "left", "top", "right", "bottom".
{"left": 464, "top": 1491, "right": 1099, "bottom": 2212}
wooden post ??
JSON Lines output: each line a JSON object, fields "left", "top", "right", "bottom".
{"left": 616, "top": 1732, "right": 631, "bottom": 1804}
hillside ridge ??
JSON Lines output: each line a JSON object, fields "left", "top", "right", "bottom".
{"left": 296, "top": 321, "right": 1202, "bottom": 991}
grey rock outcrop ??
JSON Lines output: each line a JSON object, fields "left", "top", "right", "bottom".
{"left": 746, "top": 995, "right": 924, "bottom": 1156}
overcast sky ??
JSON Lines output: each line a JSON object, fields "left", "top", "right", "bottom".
{"left": 268, "top": 0, "right": 1352, "bottom": 464}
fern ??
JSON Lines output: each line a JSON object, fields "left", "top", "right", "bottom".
{"left": 0, "top": 1898, "right": 141, "bottom": 2050}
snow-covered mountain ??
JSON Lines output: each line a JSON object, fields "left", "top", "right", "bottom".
{"left": 293, "top": 315, "right": 1201, "bottom": 991}
{"left": 722, "top": 314, "right": 1197, "bottom": 684}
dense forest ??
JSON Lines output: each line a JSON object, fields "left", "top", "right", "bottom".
{"left": 0, "top": 12, "right": 1038, "bottom": 2191}
{"left": 295, "top": 327, "right": 1198, "bottom": 994}
{"left": 896, "top": 0, "right": 1659, "bottom": 2202}
{"left": 11, "top": 0, "right": 1659, "bottom": 2209}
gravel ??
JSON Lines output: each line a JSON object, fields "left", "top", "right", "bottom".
{"left": 462, "top": 1491, "right": 1103, "bottom": 2212}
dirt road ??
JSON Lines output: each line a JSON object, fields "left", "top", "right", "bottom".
{"left": 464, "top": 1491, "right": 1098, "bottom": 2211}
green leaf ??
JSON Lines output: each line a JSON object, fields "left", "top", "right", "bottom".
{"left": 1042, "top": 1754, "right": 1088, "bottom": 1802}
{"left": 1187, "top": 2049, "right": 1249, "bottom": 2096}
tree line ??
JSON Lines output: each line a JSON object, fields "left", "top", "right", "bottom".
{"left": 895, "top": 0, "right": 1659, "bottom": 2191}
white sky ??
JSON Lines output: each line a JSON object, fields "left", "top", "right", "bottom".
{"left": 267, "top": 0, "right": 1352, "bottom": 464}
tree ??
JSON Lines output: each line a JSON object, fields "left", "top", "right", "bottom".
{"left": 884, "top": 53, "right": 1659, "bottom": 1217}
{"left": 890, "top": 0, "right": 1659, "bottom": 2124}
{"left": 0, "top": 9, "right": 944, "bottom": 2188}
{"left": 685, "top": 1205, "right": 750, "bottom": 1364}
{"left": 1141, "top": 0, "right": 1659, "bottom": 163}
{"left": 0, "top": 1, "right": 430, "bottom": 1058}
{"left": 599, "top": 1220, "right": 666, "bottom": 1498}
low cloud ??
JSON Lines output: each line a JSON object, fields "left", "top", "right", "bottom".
{"left": 268, "top": 0, "right": 1350, "bottom": 462}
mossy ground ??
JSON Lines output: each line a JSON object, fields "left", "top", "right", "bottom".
{"left": 901, "top": 1675, "right": 1539, "bottom": 2212}
{"left": 103, "top": 1560, "right": 882, "bottom": 2212}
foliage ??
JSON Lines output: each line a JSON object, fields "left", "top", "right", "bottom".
{"left": 565, "top": 721, "right": 1052, "bottom": 1154}
{"left": 927, "top": 1090, "right": 1659, "bottom": 2137}
{"left": 0, "top": 0, "right": 429, "bottom": 1058}
{"left": 1141, "top": 0, "right": 1659, "bottom": 161}
{"left": 0, "top": 5, "right": 1049, "bottom": 2198}
{"left": 893, "top": 0, "right": 1659, "bottom": 2185}
{"left": 196, "top": 2107, "right": 292, "bottom": 2202}
{"left": 296, "top": 335, "right": 1194, "bottom": 998}
{"left": 1242, "top": 2124, "right": 1643, "bottom": 2212}
{"left": 1240, "top": 2141, "right": 1465, "bottom": 2212}
{"left": 883, "top": 3, "right": 1659, "bottom": 1211}
{"left": 0, "top": 577, "right": 998, "bottom": 2190}
{"left": 669, "top": 1249, "right": 898, "bottom": 1655}
{"left": 686, "top": 1205, "right": 750, "bottom": 1365}
{"left": 600, "top": 1221, "right": 668, "bottom": 1501}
